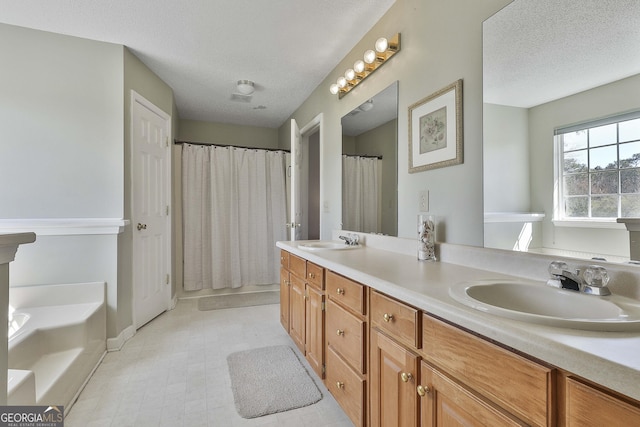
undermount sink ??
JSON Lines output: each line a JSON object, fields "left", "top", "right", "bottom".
{"left": 449, "top": 280, "right": 640, "bottom": 331}
{"left": 298, "top": 241, "right": 361, "bottom": 251}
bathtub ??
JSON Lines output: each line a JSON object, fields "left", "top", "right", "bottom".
{"left": 7, "top": 282, "right": 106, "bottom": 411}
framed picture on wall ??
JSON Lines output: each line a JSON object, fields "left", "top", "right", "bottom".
{"left": 408, "top": 79, "right": 463, "bottom": 173}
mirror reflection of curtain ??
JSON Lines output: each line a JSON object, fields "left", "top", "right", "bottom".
{"left": 182, "top": 144, "right": 288, "bottom": 291}
{"left": 342, "top": 155, "right": 381, "bottom": 233}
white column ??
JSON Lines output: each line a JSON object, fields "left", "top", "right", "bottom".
{"left": 0, "top": 232, "right": 36, "bottom": 405}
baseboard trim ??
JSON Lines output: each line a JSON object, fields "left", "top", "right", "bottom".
{"left": 107, "top": 325, "right": 136, "bottom": 352}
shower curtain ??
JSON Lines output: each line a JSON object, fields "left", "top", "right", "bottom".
{"left": 182, "top": 144, "right": 288, "bottom": 291}
{"left": 342, "top": 155, "right": 381, "bottom": 233}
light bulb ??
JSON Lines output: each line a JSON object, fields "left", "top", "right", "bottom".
{"left": 337, "top": 77, "right": 347, "bottom": 88}
{"left": 329, "top": 84, "right": 339, "bottom": 95}
{"left": 345, "top": 69, "right": 355, "bottom": 81}
{"left": 354, "top": 60, "right": 365, "bottom": 73}
{"left": 364, "top": 49, "right": 376, "bottom": 64}
{"left": 375, "top": 37, "right": 389, "bottom": 53}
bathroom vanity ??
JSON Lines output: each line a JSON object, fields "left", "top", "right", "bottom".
{"left": 277, "top": 234, "right": 640, "bottom": 426}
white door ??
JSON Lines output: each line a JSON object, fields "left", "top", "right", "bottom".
{"left": 131, "top": 91, "right": 171, "bottom": 329}
{"left": 290, "top": 119, "right": 302, "bottom": 240}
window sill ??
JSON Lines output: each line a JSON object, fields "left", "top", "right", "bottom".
{"left": 552, "top": 219, "right": 626, "bottom": 230}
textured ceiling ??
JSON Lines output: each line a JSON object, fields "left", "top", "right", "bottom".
{"left": 484, "top": 0, "right": 640, "bottom": 108}
{"left": 0, "top": 0, "right": 395, "bottom": 128}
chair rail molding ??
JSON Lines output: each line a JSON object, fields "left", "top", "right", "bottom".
{"left": 0, "top": 218, "right": 130, "bottom": 236}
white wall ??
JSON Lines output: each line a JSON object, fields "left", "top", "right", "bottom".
{"left": 0, "top": 24, "right": 124, "bottom": 218}
{"left": 483, "top": 103, "right": 530, "bottom": 212}
{"left": 0, "top": 24, "right": 125, "bottom": 337}
{"left": 280, "top": 0, "right": 511, "bottom": 244}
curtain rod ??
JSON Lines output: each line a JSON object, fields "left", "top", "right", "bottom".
{"left": 174, "top": 139, "right": 290, "bottom": 153}
{"left": 343, "top": 154, "right": 383, "bottom": 160}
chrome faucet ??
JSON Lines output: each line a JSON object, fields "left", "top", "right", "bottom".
{"left": 546, "top": 261, "right": 611, "bottom": 296}
{"left": 339, "top": 233, "right": 359, "bottom": 246}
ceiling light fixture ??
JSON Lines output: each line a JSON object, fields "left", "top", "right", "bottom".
{"left": 236, "top": 80, "right": 255, "bottom": 95}
{"left": 358, "top": 99, "right": 374, "bottom": 112}
{"left": 329, "top": 33, "right": 401, "bottom": 99}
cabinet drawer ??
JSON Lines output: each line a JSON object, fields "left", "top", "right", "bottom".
{"left": 289, "top": 254, "right": 306, "bottom": 278}
{"left": 565, "top": 377, "right": 640, "bottom": 426}
{"left": 306, "top": 261, "right": 325, "bottom": 290}
{"left": 326, "top": 346, "right": 366, "bottom": 427}
{"left": 370, "top": 291, "right": 420, "bottom": 349}
{"left": 280, "top": 250, "right": 289, "bottom": 269}
{"left": 326, "top": 270, "right": 365, "bottom": 315}
{"left": 422, "top": 314, "right": 553, "bottom": 427}
{"left": 326, "top": 299, "right": 366, "bottom": 374}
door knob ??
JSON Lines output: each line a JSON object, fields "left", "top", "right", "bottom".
{"left": 417, "top": 385, "right": 430, "bottom": 396}
{"left": 137, "top": 223, "right": 147, "bottom": 230}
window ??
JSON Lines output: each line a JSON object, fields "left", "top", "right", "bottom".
{"left": 555, "top": 112, "right": 640, "bottom": 221}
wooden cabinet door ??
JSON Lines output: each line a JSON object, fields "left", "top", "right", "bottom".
{"left": 289, "top": 274, "right": 306, "bottom": 353}
{"left": 418, "top": 360, "right": 526, "bottom": 427}
{"left": 305, "top": 284, "right": 324, "bottom": 378}
{"left": 279, "top": 267, "right": 290, "bottom": 332}
{"left": 370, "top": 329, "right": 419, "bottom": 427}
{"left": 566, "top": 377, "right": 640, "bottom": 426}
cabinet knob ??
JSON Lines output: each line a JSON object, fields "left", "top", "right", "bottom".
{"left": 401, "top": 372, "right": 413, "bottom": 382}
{"left": 336, "top": 288, "right": 345, "bottom": 295}
{"left": 383, "top": 313, "right": 394, "bottom": 322}
{"left": 308, "top": 272, "right": 315, "bottom": 279}
{"left": 336, "top": 329, "right": 344, "bottom": 336}
{"left": 336, "top": 381, "right": 344, "bottom": 389}
{"left": 417, "top": 385, "right": 430, "bottom": 396}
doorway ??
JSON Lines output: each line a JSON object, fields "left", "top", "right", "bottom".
{"left": 304, "top": 130, "right": 320, "bottom": 240}
{"left": 291, "top": 114, "right": 323, "bottom": 240}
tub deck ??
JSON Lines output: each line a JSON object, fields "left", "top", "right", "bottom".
{"left": 7, "top": 282, "right": 106, "bottom": 410}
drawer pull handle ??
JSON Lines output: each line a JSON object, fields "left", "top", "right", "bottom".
{"left": 417, "top": 385, "right": 430, "bottom": 396}
{"left": 383, "top": 313, "right": 394, "bottom": 322}
{"left": 336, "top": 288, "right": 345, "bottom": 295}
{"left": 401, "top": 372, "right": 413, "bottom": 382}
{"left": 336, "top": 329, "right": 344, "bottom": 336}
{"left": 308, "top": 272, "right": 315, "bottom": 279}
{"left": 336, "top": 381, "right": 344, "bottom": 389}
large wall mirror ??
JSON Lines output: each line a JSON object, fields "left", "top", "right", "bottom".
{"left": 483, "top": 0, "right": 640, "bottom": 263}
{"left": 342, "top": 81, "right": 398, "bottom": 236}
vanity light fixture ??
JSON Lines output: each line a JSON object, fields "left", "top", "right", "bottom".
{"left": 329, "top": 33, "right": 401, "bottom": 99}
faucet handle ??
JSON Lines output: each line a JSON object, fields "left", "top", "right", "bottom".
{"left": 583, "top": 265, "right": 609, "bottom": 287}
{"left": 548, "top": 260, "right": 569, "bottom": 277}
{"left": 582, "top": 265, "right": 611, "bottom": 296}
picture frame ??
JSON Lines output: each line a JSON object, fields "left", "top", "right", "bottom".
{"left": 408, "top": 79, "right": 463, "bottom": 173}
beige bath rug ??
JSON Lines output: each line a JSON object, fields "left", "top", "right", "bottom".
{"left": 226, "top": 345, "right": 322, "bottom": 418}
{"left": 197, "top": 290, "right": 279, "bottom": 311}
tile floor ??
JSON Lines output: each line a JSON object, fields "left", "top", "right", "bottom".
{"left": 64, "top": 300, "right": 353, "bottom": 427}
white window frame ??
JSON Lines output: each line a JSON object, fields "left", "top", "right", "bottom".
{"left": 553, "top": 110, "right": 640, "bottom": 229}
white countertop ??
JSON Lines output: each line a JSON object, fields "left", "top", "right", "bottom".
{"left": 277, "top": 239, "right": 640, "bottom": 401}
